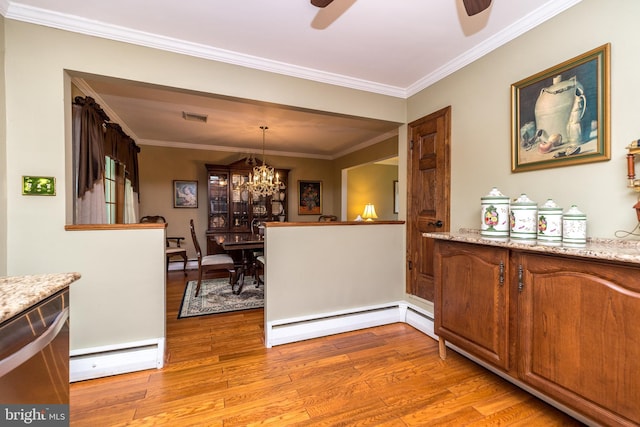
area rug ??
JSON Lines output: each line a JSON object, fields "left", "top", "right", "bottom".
{"left": 178, "top": 277, "right": 264, "bottom": 319}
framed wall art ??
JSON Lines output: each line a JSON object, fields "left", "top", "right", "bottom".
{"left": 173, "top": 180, "right": 198, "bottom": 208}
{"left": 298, "top": 180, "right": 322, "bottom": 215}
{"left": 22, "top": 176, "right": 56, "bottom": 196}
{"left": 511, "top": 43, "right": 610, "bottom": 172}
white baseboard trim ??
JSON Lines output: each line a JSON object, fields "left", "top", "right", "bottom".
{"left": 70, "top": 338, "right": 165, "bottom": 382}
{"left": 68, "top": 301, "right": 434, "bottom": 381}
{"left": 265, "top": 301, "right": 434, "bottom": 348}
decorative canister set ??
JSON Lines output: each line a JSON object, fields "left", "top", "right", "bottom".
{"left": 480, "top": 187, "right": 587, "bottom": 246}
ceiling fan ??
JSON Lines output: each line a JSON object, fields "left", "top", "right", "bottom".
{"left": 311, "top": 0, "right": 492, "bottom": 16}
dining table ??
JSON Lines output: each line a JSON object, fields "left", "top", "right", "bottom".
{"left": 221, "top": 234, "right": 264, "bottom": 294}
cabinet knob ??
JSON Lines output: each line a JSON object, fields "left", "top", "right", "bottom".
{"left": 428, "top": 220, "right": 443, "bottom": 228}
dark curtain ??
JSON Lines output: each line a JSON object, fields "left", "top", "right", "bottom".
{"left": 75, "top": 97, "right": 140, "bottom": 196}
{"left": 105, "top": 122, "right": 141, "bottom": 195}
{"left": 74, "top": 96, "right": 109, "bottom": 198}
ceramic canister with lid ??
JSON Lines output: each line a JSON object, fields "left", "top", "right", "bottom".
{"left": 510, "top": 194, "right": 537, "bottom": 241}
{"left": 481, "top": 187, "right": 510, "bottom": 238}
{"left": 562, "top": 205, "right": 587, "bottom": 246}
{"left": 537, "top": 199, "right": 563, "bottom": 244}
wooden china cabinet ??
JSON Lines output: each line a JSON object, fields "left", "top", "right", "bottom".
{"left": 205, "top": 159, "right": 288, "bottom": 255}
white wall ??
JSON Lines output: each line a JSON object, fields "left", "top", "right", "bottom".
{"left": 408, "top": 0, "right": 640, "bottom": 239}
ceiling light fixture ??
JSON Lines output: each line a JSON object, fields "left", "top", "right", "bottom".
{"left": 246, "top": 126, "right": 281, "bottom": 197}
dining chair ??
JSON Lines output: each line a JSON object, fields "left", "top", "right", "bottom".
{"left": 189, "top": 219, "right": 236, "bottom": 297}
{"left": 140, "top": 215, "right": 187, "bottom": 274}
{"left": 254, "top": 255, "right": 265, "bottom": 287}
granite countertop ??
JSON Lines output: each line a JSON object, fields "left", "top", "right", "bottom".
{"left": 0, "top": 272, "right": 81, "bottom": 324}
{"left": 424, "top": 229, "right": 640, "bottom": 266}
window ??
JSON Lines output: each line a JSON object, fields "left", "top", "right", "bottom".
{"left": 105, "top": 156, "right": 116, "bottom": 223}
{"left": 104, "top": 156, "right": 126, "bottom": 224}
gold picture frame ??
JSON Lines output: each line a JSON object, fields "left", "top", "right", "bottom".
{"left": 173, "top": 180, "right": 198, "bottom": 208}
{"left": 511, "top": 43, "right": 610, "bottom": 172}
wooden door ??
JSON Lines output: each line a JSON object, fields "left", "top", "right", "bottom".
{"left": 406, "top": 106, "right": 451, "bottom": 301}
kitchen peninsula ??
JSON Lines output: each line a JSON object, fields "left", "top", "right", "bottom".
{"left": 426, "top": 230, "right": 639, "bottom": 427}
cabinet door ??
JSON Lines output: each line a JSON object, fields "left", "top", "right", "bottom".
{"left": 516, "top": 253, "right": 640, "bottom": 427}
{"left": 230, "top": 172, "right": 251, "bottom": 231}
{"left": 434, "top": 241, "right": 509, "bottom": 370}
{"left": 208, "top": 170, "right": 229, "bottom": 230}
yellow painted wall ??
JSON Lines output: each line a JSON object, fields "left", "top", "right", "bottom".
{"left": 347, "top": 164, "right": 398, "bottom": 221}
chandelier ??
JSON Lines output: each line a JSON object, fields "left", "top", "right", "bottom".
{"left": 246, "top": 126, "right": 281, "bottom": 197}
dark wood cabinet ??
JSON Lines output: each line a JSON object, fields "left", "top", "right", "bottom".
{"left": 434, "top": 239, "right": 640, "bottom": 427}
{"left": 206, "top": 159, "right": 287, "bottom": 254}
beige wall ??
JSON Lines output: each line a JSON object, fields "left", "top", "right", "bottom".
{"left": 0, "top": 17, "right": 6, "bottom": 276}
{"left": 334, "top": 135, "right": 400, "bottom": 220}
{"left": 265, "top": 223, "right": 405, "bottom": 322}
{"left": 137, "top": 145, "right": 336, "bottom": 259}
{"left": 2, "top": 19, "right": 405, "bottom": 351}
{"left": 408, "top": 0, "right": 640, "bottom": 238}
{"left": 136, "top": 136, "right": 399, "bottom": 258}
{"left": 3, "top": 0, "right": 640, "bottom": 353}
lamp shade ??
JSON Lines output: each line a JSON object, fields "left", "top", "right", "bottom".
{"left": 362, "top": 203, "right": 378, "bottom": 221}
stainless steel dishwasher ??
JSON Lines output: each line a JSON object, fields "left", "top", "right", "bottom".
{"left": 0, "top": 289, "right": 69, "bottom": 404}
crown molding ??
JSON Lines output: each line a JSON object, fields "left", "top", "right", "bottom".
{"left": 406, "top": 0, "right": 583, "bottom": 97}
{"left": 4, "top": 0, "right": 581, "bottom": 100}
{"left": 137, "top": 130, "right": 399, "bottom": 160}
{"left": 3, "top": 1, "right": 407, "bottom": 98}
{"left": 138, "top": 139, "right": 335, "bottom": 161}
{"left": 0, "top": 0, "right": 9, "bottom": 16}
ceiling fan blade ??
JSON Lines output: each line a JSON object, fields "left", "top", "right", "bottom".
{"left": 311, "top": 0, "right": 334, "bottom": 8}
{"left": 462, "top": 0, "right": 492, "bottom": 16}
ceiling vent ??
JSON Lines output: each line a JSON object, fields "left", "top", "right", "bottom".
{"left": 182, "top": 111, "right": 208, "bottom": 123}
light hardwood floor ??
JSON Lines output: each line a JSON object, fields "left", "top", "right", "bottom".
{"left": 70, "top": 270, "right": 585, "bottom": 426}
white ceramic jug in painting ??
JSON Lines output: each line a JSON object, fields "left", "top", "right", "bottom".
{"left": 534, "top": 75, "right": 585, "bottom": 143}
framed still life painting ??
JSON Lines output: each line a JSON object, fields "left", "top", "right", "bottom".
{"left": 511, "top": 43, "right": 610, "bottom": 172}
{"left": 298, "top": 180, "right": 322, "bottom": 215}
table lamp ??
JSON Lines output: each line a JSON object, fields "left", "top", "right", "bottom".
{"left": 362, "top": 203, "right": 378, "bottom": 221}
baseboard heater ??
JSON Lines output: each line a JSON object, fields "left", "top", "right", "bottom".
{"left": 265, "top": 301, "right": 435, "bottom": 348}
{"left": 69, "top": 338, "right": 165, "bottom": 382}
